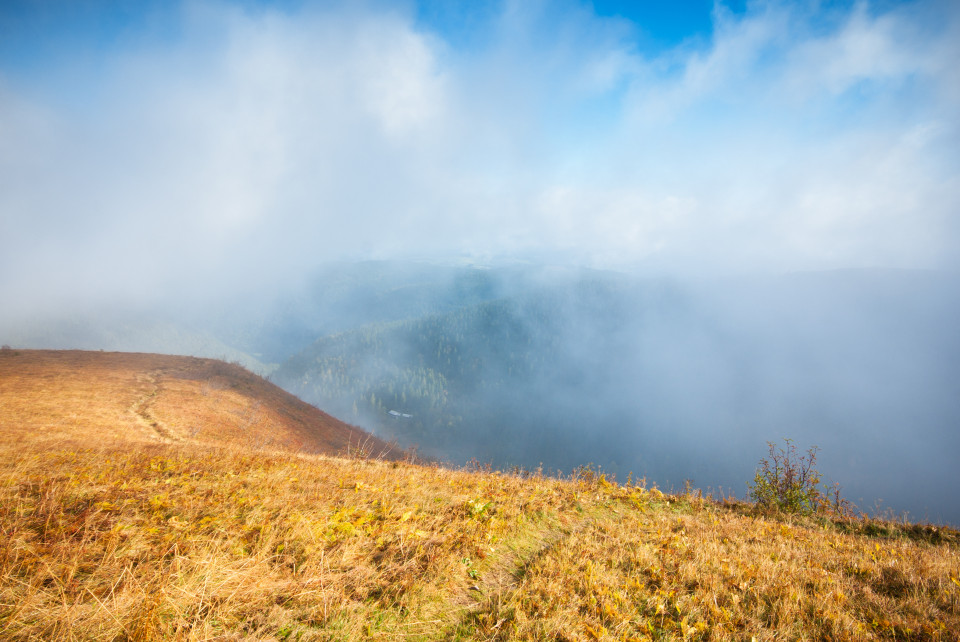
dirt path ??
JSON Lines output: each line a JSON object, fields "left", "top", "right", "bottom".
{"left": 444, "top": 507, "right": 607, "bottom": 637}
{"left": 129, "top": 369, "right": 183, "bottom": 443}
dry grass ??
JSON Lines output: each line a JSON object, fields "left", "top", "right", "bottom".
{"left": 462, "top": 480, "right": 960, "bottom": 641}
{"left": 0, "top": 349, "right": 396, "bottom": 456}
{"left": 1, "top": 349, "right": 959, "bottom": 640}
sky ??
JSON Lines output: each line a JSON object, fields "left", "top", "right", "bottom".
{"left": 1, "top": 0, "right": 959, "bottom": 313}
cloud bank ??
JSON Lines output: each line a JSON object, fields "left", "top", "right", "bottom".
{"left": 1, "top": 0, "right": 958, "bottom": 314}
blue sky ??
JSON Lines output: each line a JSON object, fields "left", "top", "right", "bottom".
{"left": 1, "top": 0, "right": 958, "bottom": 310}
{"left": 1, "top": 1, "right": 726, "bottom": 57}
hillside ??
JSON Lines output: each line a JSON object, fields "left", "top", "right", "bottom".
{"left": 0, "top": 349, "right": 396, "bottom": 457}
{"left": 273, "top": 285, "right": 638, "bottom": 468}
{"left": 2, "top": 349, "right": 959, "bottom": 639}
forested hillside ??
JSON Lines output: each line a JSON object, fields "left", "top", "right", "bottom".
{"left": 204, "top": 261, "right": 514, "bottom": 365}
{"left": 274, "top": 277, "right": 644, "bottom": 467}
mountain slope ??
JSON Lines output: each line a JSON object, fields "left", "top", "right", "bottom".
{"left": 273, "top": 280, "right": 643, "bottom": 467}
{"left": 1, "top": 348, "right": 958, "bottom": 640}
{"left": 3, "top": 432, "right": 959, "bottom": 640}
{"left": 0, "top": 349, "right": 395, "bottom": 457}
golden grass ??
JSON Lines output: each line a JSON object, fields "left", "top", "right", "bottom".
{"left": 0, "top": 439, "right": 578, "bottom": 640}
{"left": 0, "top": 349, "right": 396, "bottom": 456}
{"left": 464, "top": 481, "right": 960, "bottom": 640}
{"left": 1, "top": 349, "right": 959, "bottom": 640}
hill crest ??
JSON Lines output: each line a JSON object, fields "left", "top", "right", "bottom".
{"left": 0, "top": 348, "right": 397, "bottom": 458}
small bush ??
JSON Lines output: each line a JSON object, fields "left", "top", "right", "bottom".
{"left": 750, "top": 439, "right": 826, "bottom": 515}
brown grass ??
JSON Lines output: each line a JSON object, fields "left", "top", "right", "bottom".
{"left": 463, "top": 481, "right": 960, "bottom": 640}
{"left": 0, "top": 349, "right": 397, "bottom": 456}
{"left": 1, "top": 349, "right": 958, "bottom": 640}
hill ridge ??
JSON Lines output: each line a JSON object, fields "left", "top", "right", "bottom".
{"left": 0, "top": 348, "right": 397, "bottom": 457}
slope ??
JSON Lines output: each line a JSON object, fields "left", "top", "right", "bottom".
{"left": 0, "top": 348, "right": 395, "bottom": 457}
{"left": 3, "top": 429, "right": 959, "bottom": 640}
{"left": 273, "top": 282, "right": 641, "bottom": 468}
{"left": 1, "top": 347, "right": 958, "bottom": 640}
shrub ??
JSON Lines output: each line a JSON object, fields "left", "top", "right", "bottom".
{"left": 750, "top": 439, "right": 825, "bottom": 515}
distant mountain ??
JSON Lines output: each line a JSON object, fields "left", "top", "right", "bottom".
{"left": 272, "top": 275, "right": 646, "bottom": 464}
{"left": 199, "top": 261, "right": 516, "bottom": 364}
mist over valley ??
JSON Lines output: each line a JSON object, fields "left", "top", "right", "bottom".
{"left": 6, "top": 261, "right": 958, "bottom": 526}
{"left": 267, "top": 263, "right": 960, "bottom": 526}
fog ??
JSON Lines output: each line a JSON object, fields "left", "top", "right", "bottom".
{"left": 261, "top": 264, "right": 960, "bottom": 525}
{"left": 2, "top": 2, "right": 959, "bottom": 523}
{"left": 3, "top": 0, "right": 959, "bottom": 314}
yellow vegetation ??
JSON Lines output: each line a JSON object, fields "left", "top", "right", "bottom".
{"left": 0, "top": 349, "right": 395, "bottom": 456}
{"left": 1, "top": 349, "right": 958, "bottom": 640}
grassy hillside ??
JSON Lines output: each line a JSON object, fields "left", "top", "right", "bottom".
{"left": 1, "top": 349, "right": 959, "bottom": 639}
{"left": 0, "top": 349, "right": 395, "bottom": 456}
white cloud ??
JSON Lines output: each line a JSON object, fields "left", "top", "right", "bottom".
{"left": 1, "top": 0, "right": 958, "bottom": 314}
{"left": 600, "top": 1, "right": 960, "bottom": 271}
